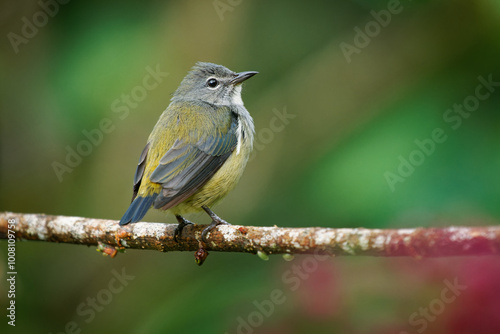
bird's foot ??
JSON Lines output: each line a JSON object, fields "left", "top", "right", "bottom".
{"left": 174, "top": 215, "right": 194, "bottom": 242}
{"left": 201, "top": 206, "right": 231, "bottom": 242}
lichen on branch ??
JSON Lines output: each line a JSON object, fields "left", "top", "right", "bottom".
{"left": 1, "top": 212, "right": 500, "bottom": 260}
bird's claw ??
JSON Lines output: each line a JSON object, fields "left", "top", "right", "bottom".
{"left": 174, "top": 215, "right": 194, "bottom": 242}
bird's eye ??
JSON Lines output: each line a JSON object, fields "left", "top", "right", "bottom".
{"left": 207, "top": 78, "right": 219, "bottom": 89}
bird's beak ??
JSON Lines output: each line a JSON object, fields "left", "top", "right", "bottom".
{"left": 230, "top": 71, "right": 258, "bottom": 85}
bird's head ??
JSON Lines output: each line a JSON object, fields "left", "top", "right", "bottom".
{"left": 172, "top": 62, "right": 258, "bottom": 106}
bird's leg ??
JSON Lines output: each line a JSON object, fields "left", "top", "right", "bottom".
{"left": 201, "top": 206, "right": 231, "bottom": 242}
{"left": 174, "top": 215, "right": 194, "bottom": 242}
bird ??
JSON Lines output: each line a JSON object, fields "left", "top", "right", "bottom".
{"left": 119, "top": 62, "right": 258, "bottom": 242}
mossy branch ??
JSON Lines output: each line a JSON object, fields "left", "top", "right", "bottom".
{"left": 1, "top": 212, "right": 500, "bottom": 260}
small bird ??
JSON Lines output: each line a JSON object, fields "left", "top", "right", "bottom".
{"left": 119, "top": 62, "right": 257, "bottom": 242}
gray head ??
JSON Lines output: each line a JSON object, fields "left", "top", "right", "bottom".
{"left": 172, "top": 62, "right": 258, "bottom": 106}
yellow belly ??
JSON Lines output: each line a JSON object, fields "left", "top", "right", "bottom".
{"left": 170, "top": 140, "right": 252, "bottom": 215}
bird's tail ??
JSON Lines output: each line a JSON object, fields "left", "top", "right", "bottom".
{"left": 119, "top": 193, "right": 158, "bottom": 225}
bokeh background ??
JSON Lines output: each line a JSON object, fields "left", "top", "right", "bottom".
{"left": 2, "top": 0, "right": 500, "bottom": 333}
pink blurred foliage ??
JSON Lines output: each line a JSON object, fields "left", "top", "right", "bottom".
{"left": 387, "top": 257, "right": 500, "bottom": 334}
{"left": 296, "top": 261, "right": 340, "bottom": 319}
{"left": 445, "top": 257, "right": 500, "bottom": 333}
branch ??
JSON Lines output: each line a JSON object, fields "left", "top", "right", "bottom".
{"left": 2, "top": 212, "right": 500, "bottom": 262}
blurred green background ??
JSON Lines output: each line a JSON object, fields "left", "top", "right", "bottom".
{"left": 2, "top": 0, "right": 500, "bottom": 333}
